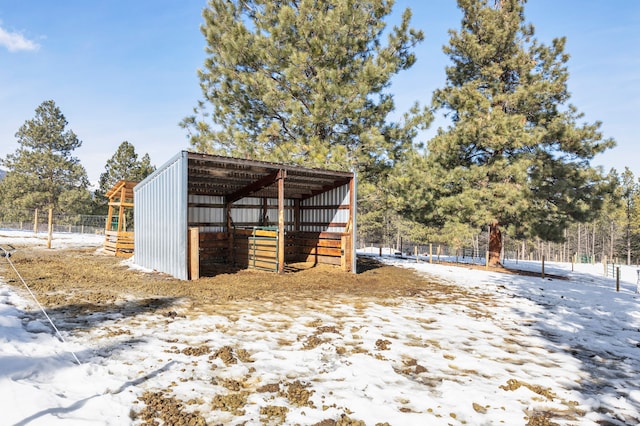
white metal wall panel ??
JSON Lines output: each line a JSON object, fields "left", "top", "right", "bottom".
{"left": 188, "top": 194, "right": 225, "bottom": 232}
{"left": 301, "top": 184, "right": 350, "bottom": 233}
{"left": 134, "top": 151, "right": 188, "bottom": 280}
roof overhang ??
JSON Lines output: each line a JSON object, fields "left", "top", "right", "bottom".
{"left": 186, "top": 152, "right": 353, "bottom": 201}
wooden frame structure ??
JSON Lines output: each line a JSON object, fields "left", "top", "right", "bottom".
{"left": 104, "top": 180, "right": 136, "bottom": 257}
{"left": 134, "top": 151, "right": 357, "bottom": 280}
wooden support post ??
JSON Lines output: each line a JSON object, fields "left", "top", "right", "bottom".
{"left": 33, "top": 208, "right": 38, "bottom": 234}
{"left": 341, "top": 234, "right": 352, "bottom": 272}
{"left": 293, "top": 199, "right": 300, "bottom": 231}
{"left": 415, "top": 246, "right": 419, "bottom": 262}
{"left": 262, "top": 197, "right": 269, "bottom": 226}
{"left": 277, "top": 169, "right": 286, "bottom": 274}
{"left": 541, "top": 255, "right": 545, "bottom": 279}
{"left": 485, "top": 251, "right": 489, "bottom": 270}
{"left": 118, "top": 186, "right": 126, "bottom": 232}
{"left": 226, "top": 202, "right": 234, "bottom": 265}
{"left": 429, "top": 243, "right": 433, "bottom": 264}
{"left": 616, "top": 267, "right": 620, "bottom": 292}
{"left": 47, "top": 208, "right": 53, "bottom": 249}
{"left": 349, "top": 175, "right": 357, "bottom": 274}
{"left": 189, "top": 227, "right": 199, "bottom": 280}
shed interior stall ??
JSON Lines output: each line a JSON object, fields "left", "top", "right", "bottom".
{"left": 134, "top": 151, "right": 356, "bottom": 280}
{"left": 104, "top": 179, "right": 136, "bottom": 258}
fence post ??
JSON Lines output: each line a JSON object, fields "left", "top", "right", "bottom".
{"left": 33, "top": 208, "right": 39, "bottom": 234}
{"left": 603, "top": 256, "right": 607, "bottom": 276}
{"left": 415, "top": 246, "right": 419, "bottom": 263}
{"left": 485, "top": 251, "right": 489, "bottom": 270}
{"left": 541, "top": 255, "right": 545, "bottom": 279}
{"left": 616, "top": 267, "right": 620, "bottom": 292}
{"left": 47, "top": 208, "right": 53, "bottom": 249}
{"left": 429, "top": 243, "right": 433, "bottom": 264}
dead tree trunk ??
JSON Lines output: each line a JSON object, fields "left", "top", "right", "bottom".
{"left": 488, "top": 222, "right": 502, "bottom": 267}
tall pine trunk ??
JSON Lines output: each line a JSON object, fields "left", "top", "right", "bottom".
{"left": 488, "top": 222, "right": 502, "bottom": 267}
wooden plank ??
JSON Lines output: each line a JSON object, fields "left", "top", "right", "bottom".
{"left": 199, "top": 240, "right": 229, "bottom": 249}
{"left": 287, "top": 231, "right": 346, "bottom": 240}
{"left": 288, "top": 253, "right": 342, "bottom": 266}
{"left": 249, "top": 250, "right": 278, "bottom": 257}
{"left": 234, "top": 228, "right": 278, "bottom": 238}
{"left": 189, "top": 227, "right": 199, "bottom": 280}
{"left": 199, "top": 231, "right": 228, "bottom": 240}
{"left": 278, "top": 169, "right": 285, "bottom": 273}
{"left": 286, "top": 238, "right": 342, "bottom": 248}
{"left": 285, "top": 246, "right": 341, "bottom": 257}
{"left": 234, "top": 255, "right": 277, "bottom": 267}
{"left": 341, "top": 235, "right": 352, "bottom": 272}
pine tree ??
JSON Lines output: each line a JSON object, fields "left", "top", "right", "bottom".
{"left": 0, "top": 100, "right": 91, "bottom": 214}
{"left": 181, "top": 0, "right": 428, "bottom": 180}
{"left": 396, "top": 0, "right": 614, "bottom": 266}
{"left": 95, "top": 141, "right": 155, "bottom": 213}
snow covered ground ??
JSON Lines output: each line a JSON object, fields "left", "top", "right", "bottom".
{"left": 1, "top": 231, "right": 639, "bottom": 425}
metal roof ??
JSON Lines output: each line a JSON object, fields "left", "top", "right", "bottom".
{"left": 186, "top": 152, "right": 353, "bottom": 201}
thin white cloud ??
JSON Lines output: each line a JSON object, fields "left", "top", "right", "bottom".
{"left": 0, "top": 26, "right": 39, "bottom": 52}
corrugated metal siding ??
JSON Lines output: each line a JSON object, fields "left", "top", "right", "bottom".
{"left": 134, "top": 151, "right": 188, "bottom": 280}
{"left": 188, "top": 195, "right": 225, "bottom": 232}
{"left": 301, "top": 184, "right": 350, "bottom": 232}
{"left": 229, "top": 197, "right": 294, "bottom": 229}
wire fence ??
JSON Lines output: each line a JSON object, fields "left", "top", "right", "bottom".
{"left": 0, "top": 208, "right": 107, "bottom": 235}
{"left": 356, "top": 238, "right": 615, "bottom": 267}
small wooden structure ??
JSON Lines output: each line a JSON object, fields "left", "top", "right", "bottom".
{"left": 104, "top": 180, "right": 136, "bottom": 257}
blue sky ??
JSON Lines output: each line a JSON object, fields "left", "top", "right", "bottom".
{"left": 1, "top": 1, "right": 638, "bottom": 183}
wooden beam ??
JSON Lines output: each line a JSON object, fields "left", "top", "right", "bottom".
{"left": 277, "top": 169, "right": 286, "bottom": 274}
{"left": 118, "top": 186, "right": 126, "bottom": 232}
{"left": 293, "top": 199, "right": 300, "bottom": 231}
{"left": 189, "top": 227, "right": 200, "bottom": 280}
{"left": 226, "top": 201, "right": 234, "bottom": 265}
{"left": 225, "top": 169, "right": 280, "bottom": 203}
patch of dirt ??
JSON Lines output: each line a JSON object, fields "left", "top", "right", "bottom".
{"left": 1, "top": 248, "right": 478, "bottom": 312}
{"left": 211, "top": 391, "right": 249, "bottom": 416}
{"left": 256, "top": 382, "right": 280, "bottom": 393}
{"left": 500, "top": 378, "right": 556, "bottom": 400}
{"left": 375, "top": 339, "right": 392, "bottom": 350}
{"left": 260, "top": 405, "right": 289, "bottom": 423}
{"left": 134, "top": 390, "right": 206, "bottom": 426}
{"left": 208, "top": 345, "right": 252, "bottom": 365}
{"left": 281, "top": 380, "right": 315, "bottom": 407}
{"left": 181, "top": 345, "right": 211, "bottom": 356}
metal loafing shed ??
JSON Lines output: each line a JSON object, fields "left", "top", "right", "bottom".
{"left": 134, "top": 151, "right": 357, "bottom": 280}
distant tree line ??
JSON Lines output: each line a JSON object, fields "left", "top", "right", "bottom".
{"left": 0, "top": 100, "right": 155, "bottom": 219}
